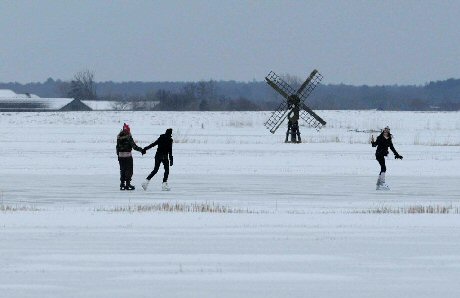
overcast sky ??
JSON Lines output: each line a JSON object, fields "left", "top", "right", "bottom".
{"left": 1, "top": 0, "right": 460, "bottom": 85}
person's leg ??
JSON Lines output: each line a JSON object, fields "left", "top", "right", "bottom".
{"left": 142, "top": 156, "right": 161, "bottom": 191}
{"left": 118, "top": 157, "right": 126, "bottom": 189}
{"left": 377, "top": 155, "right": 386, "bottom": 174}
{"left": 125, "top": 157, "right": 135, "bottom": 190}
{"left": 161, "top": 157, "right": 171, "bottom": 191}
{"left": 376, "top": 155, "right": 387, "bottom": 188}
{"left": 126, "top": 156, "right": 134, "bottom": 181}
{"left": 146, "top": 156, "right": 161, "bottom": 180}
{"left": 162, "top": 158, "right": 170, "bottom": 182}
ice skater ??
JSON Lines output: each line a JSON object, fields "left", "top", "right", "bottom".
{"left": 116, "top": 123, "right": 143, "bottom": 190}
{"left": 141, "top": 128, "right": 174, "bottom": 191}
{"left": 371, "top": 126, "right": 403, "bottom": 190}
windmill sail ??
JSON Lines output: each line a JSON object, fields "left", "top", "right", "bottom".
{"left": 263, "top": 71, "right": 295, "bottom": 133}
{"left": 264, "top": 101, "right": 289, "bottom": 133}
{"left": 300, "top": 103, "right": 326, "bottom": 131}
{"left": 297, "top": 70, "right": 323, "bottom": 100}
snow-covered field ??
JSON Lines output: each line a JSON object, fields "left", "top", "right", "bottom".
{"left": 1, "top": 111, "right": 459, "bottom": 298}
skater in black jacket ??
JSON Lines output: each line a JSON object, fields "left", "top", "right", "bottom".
{"left": 371, "top": 126, "right": 403, "bottom": 190}
{"left": 141, "top": 128, "right": 173, "bottom": 191}
{"left": 116, "top": 123, "right": 143, "bottom": 190}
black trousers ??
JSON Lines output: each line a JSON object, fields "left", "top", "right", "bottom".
{"left": 118, "top": 156, "right": 133, "bottom": 182}
{"left": 376, "top": 154, "right": 386, "bottom": 174}
{"left": 146, "top": 154, "right": 169, "bottom": 182}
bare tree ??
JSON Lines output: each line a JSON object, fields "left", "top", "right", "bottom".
{"left": 68, "top": 70, "right": 97, "bottom": 100}
{"left": 111, "top": 101, "right": 131, "bottom": 111}
{"left": 281, "top": 73, "right": 302, "bottom": 90}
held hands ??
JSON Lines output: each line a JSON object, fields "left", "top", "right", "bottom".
{"left": 141, "top": 148, "right": 147, "bottom": 155}
{"left": 395, "top": 154, "right": 403, "bottom": 160}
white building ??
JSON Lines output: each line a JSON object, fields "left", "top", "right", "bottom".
{"left": 0, "top": 89, "right": 91, "bottom": 111}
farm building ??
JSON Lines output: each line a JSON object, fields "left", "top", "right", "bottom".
{"left": 0, "top": 89, "right": 91, "bottom": 111}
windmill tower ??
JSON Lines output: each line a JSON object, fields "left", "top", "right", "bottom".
{"left": 264, "top": 69, "right": 326, "bottom": 142}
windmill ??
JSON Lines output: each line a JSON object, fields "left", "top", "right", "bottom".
{"left": 264, "top": 69, "right": 326, "bottom": 143}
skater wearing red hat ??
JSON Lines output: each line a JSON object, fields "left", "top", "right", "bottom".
{"left": 116, "top": 123, "right": 143, "bottom": 190}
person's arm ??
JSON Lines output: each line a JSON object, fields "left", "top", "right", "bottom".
{"left": 371, "top": 135, "right": 379, "bottom": 147}
{"left": 389, "top": 140, "right": 403, "bottom": 159}
{"left": 168, "top": 139, "right": 173, "bottom": 166}
{"left": 129, "top": 136, "right": 143, "bottom": 152}
{"left": 144, "top": 138, "right": 159, "bottom": 151}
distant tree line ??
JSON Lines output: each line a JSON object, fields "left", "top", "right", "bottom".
{"left": 2, "top": 75, "right": 460, "bottom": 111}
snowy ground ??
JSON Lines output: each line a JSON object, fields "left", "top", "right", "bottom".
{"left": 1, "top": 111, "right": 460, "bottom": 298}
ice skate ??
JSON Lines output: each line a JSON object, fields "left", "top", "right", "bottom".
{"left": 377, "top": 183, "right": 390, "bottom": 191}
{"left": 125, "top": 182, "right": 135, "bottom": 190}
{"left": 141, "top": 180, "right": 150, "bottom": 191}
{"left": 376, "top": 172, "right": 390, "bottom": 191}
{"left": 120, "top": 181, "right": 125, "bottom": 191}
{"left": 162, "top": 182, "right": 171, "bottom": 191}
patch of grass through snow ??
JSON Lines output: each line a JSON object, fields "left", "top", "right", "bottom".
{"left": 354, "top": 204, "right": 460, "bottom": 214}
{"left": 95, "top": 201, "right": 266, "bottom": 214}
{"left": 0, "top": 204, "right": 40, "bottom": 212}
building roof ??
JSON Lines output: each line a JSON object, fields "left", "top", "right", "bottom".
{"left": 0, "top": 89, "right": 18, "bottom": 97}
{"left": 0, "top": 89, "right": 40, "bottom": 99}
{"left": 0, "top": 89, "right": 91, "bottom": 111}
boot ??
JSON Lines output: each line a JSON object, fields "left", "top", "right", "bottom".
{"left": 120, "top": 181, "right": 125, "bottom": 190}
{"left": 162, "top": 182, "right": 171, "bottom": 191}
{"left": 125, "top": 181, "right": 135, "bottom": 190}
{"left": 141, "top": 179, "right": 150, "bottom": 191}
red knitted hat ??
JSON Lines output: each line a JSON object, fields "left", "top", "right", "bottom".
{"left": 123, "top": 123, "right": 130, "bottom": 133}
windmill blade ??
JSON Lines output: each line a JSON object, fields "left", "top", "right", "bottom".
{"left": 300, "top": 103, "right": 326, "bottom": 131}
{"left": 264, "top": 101, "right": 290, "bottom": 133}
{"left": 296, "top": 70, "right": 325, "bottom": 131}
{"left": 264, "top": 71, "right": 297, "bottom": 133}
{"left": 265, "top": 71, "right": 296, "bottom": 100}
{"left": 297, "top": 70, "right": 323, "bottom": 104}
{"left": 296, "top": 69, "right": 319, "bottom": 95}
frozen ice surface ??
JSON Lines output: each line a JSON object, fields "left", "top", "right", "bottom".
{"left": 1, "top": 111, "right": 459, "bottom": 298}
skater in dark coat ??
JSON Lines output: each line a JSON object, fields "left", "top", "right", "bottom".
{"left": 116, "top": 123, "right": 143, "bottom": 190}
{"left": 371, "top": 126, "right": 403, "bottom": 190}
{"left": 141, "top": 128, "right": 173, "bottom": 191}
